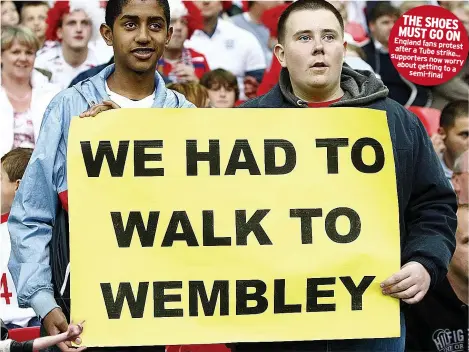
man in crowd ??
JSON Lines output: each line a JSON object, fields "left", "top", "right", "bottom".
{"left": 8, "top": 0, "right": 193, "bottom": 351}
{"left": 0, "top": 148, "right": 38, "bottom": 330}
{"left": 158, "top": 0, "right": 210, "bottom": 83}
{"left": 20, "top": 2, "right": 49, "bottom": 51}
{"left": 406, "top": 150, "right": 468, "bottom": 352}
{"left": 363, "top": 2, "right": 431, "bottom": 107}
{"left": 431, "top": 100, "right": 469, "bottom": 180}
{"left": 186, "top": 0, "right": 266, "bottom": 99}
{"left": 238, "top": 0, "right": 457, "bottom": 350}
{"left": 34, "top": 1, "right": 101, "bottom": 89}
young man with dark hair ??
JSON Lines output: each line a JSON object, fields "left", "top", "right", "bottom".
{"left": 362, "top": 2, "right": 431, "bottom": 107}
{"left": 7, "top": 0, "right": 194, "bottom": 351}
{"left": 433, "top": 100, "right": 469, "bottom": 180}
{"left": 238, "top": 0, "right": 457, "bottom": 350}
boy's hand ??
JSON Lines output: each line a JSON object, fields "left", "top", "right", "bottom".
{"left": 80, "top": 100, "right": 120, "bottom": 118}
{"left": 381, "top": 261, "right": 431, "bottom": 304}
{"left": 66, "top": 320, "right": 85, "bottom": 343}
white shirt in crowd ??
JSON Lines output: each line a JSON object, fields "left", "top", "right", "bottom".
{"left": 105, "top": 82, "right": 156, "bottom": 108}
{"left": 0, "top": 69, "right": 61, "bottom": 157}
{"left": 0, "top": 218, "right": 37, "bottom": 327}
{"left": 34, "top": 42, "right": 100, "bottom": 90}
{"left": 186, "top": 18, "right": 266, "bottom": 100}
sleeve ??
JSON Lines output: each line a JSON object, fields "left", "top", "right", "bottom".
{"left": 7, "top": 95, "right": 68, "bottom": 319}
{"left": 243, "top": 32, "right": 267, "bottom": 73}
{"left": 9, "top": 341, "right": 34, "bottom": 352}
{"left": 431, "top": 75, "right": 469, "bottom": 102}
{"left": 402, "top": 114, "right": 457, "bottom": 289}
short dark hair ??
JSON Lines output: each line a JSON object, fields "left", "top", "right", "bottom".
{"left": 200, "top": 69, "right": 240, "bottom": 101}
{"left": 1, "top": 148, "right": 33, "bottom": 182}
{"left": 440, "top": 100, "right": 469, "bottom": 129}
{"left": 368, "top": 2, "right": 400, "bottom": 24}
{"left": 105, "top": 0, "right": 170, "bottom": 29}
{"left": 277, "top": 0, "right": 344, "bottom": 45}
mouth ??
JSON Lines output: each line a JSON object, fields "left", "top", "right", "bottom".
{"left": 74, "top": 36, "right": 84, "bottom": 40}
{"left": 311, "top": 62, "right": 328, "bottom": 68}
{"left": 131, "top": 48, "right": 155, "bottom": 60}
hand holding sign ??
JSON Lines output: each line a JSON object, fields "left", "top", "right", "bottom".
{"left": 79, "top": 100, "right": 121, "bottom": 118}
{"left": 381, "top": 261, "right": 431, "bottom": 304}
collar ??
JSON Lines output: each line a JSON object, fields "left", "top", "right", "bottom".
{"left": 1, "top": 213, "right": 9, "bottom": 224}
{"left": 307, "top": 96, "right": 343, "bottom": 107}
{"left": 200, "top": 19, "right": 220, "bottom": 38}
{"left": 437, "top": 277, "right": 468, "bottom": 308}
{"left": 373, "top": 40, "right": 389, "bottom": 54}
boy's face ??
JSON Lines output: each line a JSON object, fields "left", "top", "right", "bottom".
{"left": 1, "top": 1, "right": 19, "bottom": 27}
{"left": 369, "top": 15, "right": 397, "bottom": 47}
{"left": 275, "top": 9, "right": 346, "bottom": 97}
{"left": 103, "top": 0, "right": 172, "bottom": 74}
{"left": 441, "top": 116, "right": 469, "bottom": 161}
{"left": 21, "top": 4, "right": 49, "bottom": 41}
{"left": 0, "top": 165, "right": 18, "bottom": 215}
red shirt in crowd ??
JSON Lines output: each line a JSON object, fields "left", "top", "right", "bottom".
{"left": 157, "top": 48, "right": 210, "bottom": 82}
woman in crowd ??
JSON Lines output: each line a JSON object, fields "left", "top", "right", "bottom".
{"left": 0, "top": 26, "right": 61, "bottom": 157}
{"left": 200, "top": 69, "right": 239, "bottom": 108}
{"left": 1, "top": 1, "right": 19, "bottom": 27}
{"left": 167, "top": 82, "right": 211, "bottom": 108}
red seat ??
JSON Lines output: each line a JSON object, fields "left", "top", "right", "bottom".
{"left": 407, "top": 106, "right": 441, "bottom": 136}
{"left": 8, "top": 326, "right": 40, "bottom": 341}
{"left": 166, "top": 344, "right": 231, "bottom": 352}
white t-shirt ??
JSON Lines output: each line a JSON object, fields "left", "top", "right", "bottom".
{"left": 34, "top": 43, "right": 100, "bottom": 90}
{"left": 0, "top": 220, "right": 37, "bottom": 327}
{"left": 186, "top": 19, "right": 266, "bottom": 99}
{"left": 105, "top": 82, "right": 155, "bottom": 108}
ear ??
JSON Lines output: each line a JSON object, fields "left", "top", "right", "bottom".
{"left": 166, "top": 26, "right": 173, "bottom": 46}
{"left": 14, "top": 179, "right": 20, "bottom": 192}
{"left": 438, "top": 127, "right": 447, "bottom": 139}
{"left": 57, "top": 27, "right": 63, "bottom": 40}
{"left": 343, "top": 40, "right": 347, "bottom": 60}
{"left": 100, "top": 23, "right": 113, "bottom": 46}
{"left": 274, "top": 43, "right": 287, "bottom": 68}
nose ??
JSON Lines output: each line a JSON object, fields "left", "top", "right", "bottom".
{"left": 136, "top": 25, "right": 151, "bottom": 44}
{"left": 219, "top": 87, "right": 227, "bottom": 97}
{"left": 18, "top": 51, "right": 28, "bottom": 61}
{"left": 311, "top": 37, "right": 324, "bottom": 55}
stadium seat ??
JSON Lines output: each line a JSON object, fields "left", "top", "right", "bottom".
{"left": 166, "top": 344, "right": 231, "bottom": 352}
{"left": 407, "top": 106, "right": 441, "bottom": 136}
{"left": 7, "top": 326, "right": 40, "bottom": 341}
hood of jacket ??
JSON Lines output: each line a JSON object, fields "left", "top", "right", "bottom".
{"left": 279, "top": 63, "right": 389, "bottom": 107}
{"left": 71, "top": 64, "right": 194, "bottom": 108}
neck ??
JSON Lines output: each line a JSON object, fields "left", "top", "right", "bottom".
{"left": 163, "top": 47, "right": 183, "bottom": 61}
{"left": 448, "top": 272, "right": 468, "bottom": 304}
{"left": 248, "top": 6, "right": 262, "bottom": 24}
{"left": 443, "top": 151, "right": 456, "bottom": 171}
{"left": 292, "top": 81, "right": 343, "bottom": 104}
{"left": 107, "top": 63, "right": 156, "bottom": 100}
{"left": 62, "top": 44, "right": 88, "bottom": 67}
{"left": 37, "top": 36, "right": 45, "bottom": 49}
{"left": 1, "top": 71, "right": 31, "bottom": 91}
{"left": 203, "top": 16, "right": 218, "bottom": 36}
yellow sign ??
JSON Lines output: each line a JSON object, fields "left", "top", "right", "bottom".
{"left": 67, "top": 108, "right": 401, "bottom": 347}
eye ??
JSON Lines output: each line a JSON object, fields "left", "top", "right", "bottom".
{"left": 323, "top": 34, "right": 335, "bottom": 41}
{"left": 149, "top": 22, "right": 162, "bottom": 30}
{"left": 124, "top": 22, "right": 136, "bottom": 30}
{"left": 298, "top": 35, "right": 311, "bottom": 42}
{"left": 460, "top": 132, "right": 469, "bottom": 139}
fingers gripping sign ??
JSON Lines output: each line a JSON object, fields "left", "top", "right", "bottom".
{"left": 381, "top": 261, "right": 431, "bottom": 304}
{"left": 80, "top": 100, "right": 121, "bottom": 118}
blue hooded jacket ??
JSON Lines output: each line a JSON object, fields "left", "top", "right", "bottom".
{"left": 7, "top": 64, "right": 194, "bottom": 319}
